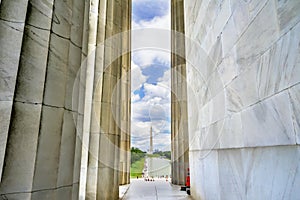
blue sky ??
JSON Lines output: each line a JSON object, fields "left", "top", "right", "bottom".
{"left": 131, "top": 0, "right": 171, "bottom": 152}
{"left": 132, "top": 0, "right": 169, "bottom": 21}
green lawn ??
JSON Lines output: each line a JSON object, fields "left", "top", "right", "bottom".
{"left": 130, "top": 157, "right": 145, "bottom": 178}
{"left": 146, "top": 154, "right": 160, "bottom": 158}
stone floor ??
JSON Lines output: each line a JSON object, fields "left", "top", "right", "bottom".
{"left": 120, "top": 179, "right": 192, "bottom": 200}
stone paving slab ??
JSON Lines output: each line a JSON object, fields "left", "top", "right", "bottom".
{"left": 120, "top": 179, "right": 192, "bottom": 200}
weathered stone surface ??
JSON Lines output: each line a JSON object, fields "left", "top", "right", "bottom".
{"left": 226, "top": 62, "right": 260, "bottom": 112}
{"left": 65, "top": 43, "right": 82, "bottom": 110}
{"left": 0, "top": 101, "right": 12, "bottom": 179}
{"left": 0, "top": 20, "right": 24, "bottom": 101}
{"left": 0, "top": 102, "right": 41, "bottom": 194}
{"left": 289, "top": 84, "right": 300, "bottom": 144}
{"left": 242, "top": 91, "right": 295, "bottom": 147}
{"left": 3, "top": 193, "right": 31, "bottom": 200}
{"left": 277, "top": 0, "right": 300, "bottom": 32}
{"left": 189, "top": 150, "right": 220, "bottom": 200}
{"left": 14, "top": 26, "right": 50, "bottom": 103}
{"left": 0, "top": 0, "right": 28, "bottom": 21}
{"left": 219, "top": 113, "right": 243, "bottom": 149}
{"left": 190, "top": 146, "right": 300, "bottom": 200}
{"left": 57, "top": 111, "right": 76, "bottom": 187}
{"left": 31, "top": 190, "right": 55, "bottom": 200}
{"left": 56, "top": 186, "right": 73, "bottom": 200}
{"left": 219, "top": 146, "right": 300, "bottom": 199}
{"left": 43, "top": 34, "right": 69, "bottom": 107}
{"left": 51, "top": 0, "right": 72, "bottom": 38}
{"left": 32, "top": 106, "right": 64, "bottom": 191}
{"left": 236, "top": 0, "right": 278, "bottom": 67}
{"left": 27, "top": 0, "right": 54, "bottom": 29}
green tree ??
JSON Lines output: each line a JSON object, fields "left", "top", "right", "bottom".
{"left": 131, "top": 147, "right": 146, "bottom": 164}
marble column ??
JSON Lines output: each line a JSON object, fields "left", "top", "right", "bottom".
{"left": 0, "top": 0, "right": 30, "bottom": 182}
{"left": 171, "top": 0, "right": 189, "bottom": 186}
{"left": 0, "top": 0, "right": 53, "bottom": 199}
{"left": 0, "top": 0, "right": 131, "bottom": 199}
{"left": 119, "top": 0, "right": 131, "bottom": 186}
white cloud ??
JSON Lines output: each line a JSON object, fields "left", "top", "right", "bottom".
{"left": 143, "top": 83, "right": 170, "bottom": 102}
{"left": 132, "top": 12, "right": 170, "bottom": 30}
{"left": 131, "top": 2, "right": 171, "bottom": 68}
{"left": 132, "top": 50, "right": 170, "bottom": 68}
{"left": 157, "top": 68, "right": 171, "bottom": 88}
{"left": 131, "top": 93, "right": 140, "bottom": 102}
{"left": 131, "top": 61, "right": 147, "bottom": 90}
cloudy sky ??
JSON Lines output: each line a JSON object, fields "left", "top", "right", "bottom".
{"left": 131, "top": 0, "right": 171, "bottom": 152}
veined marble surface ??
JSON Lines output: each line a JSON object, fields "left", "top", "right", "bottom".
{"left": 184, "top": 0, "right": 300, "bottom": 199}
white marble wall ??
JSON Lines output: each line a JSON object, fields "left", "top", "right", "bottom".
{"left": 183, "top": 0, "right": 300, "bottom": 199}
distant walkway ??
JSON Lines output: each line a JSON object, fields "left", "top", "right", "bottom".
{"left": 121, "top": 179, "right": 192, "bottom": 200}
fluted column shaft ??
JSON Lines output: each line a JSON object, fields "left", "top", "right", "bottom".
{"left": 0, "top": 0, "right": 131, "bottom": 199}
{"left": 171, "top": 0, "right": 189, "bottom": 186}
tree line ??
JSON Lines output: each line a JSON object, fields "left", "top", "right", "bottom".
{"left": 131, "top": 147, "right": 146, "bottom": 164}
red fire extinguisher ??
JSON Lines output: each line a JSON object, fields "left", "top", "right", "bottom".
{"left": 186, "top": 168, "right": 190, "bottom": 195}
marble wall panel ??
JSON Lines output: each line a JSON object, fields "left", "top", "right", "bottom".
{"left": 189, "top": 150, "right": 220, "bottom": 200}
{"left": 219, "top": 113, "right": 243, "bottom": 149}
{"left": 226, "top": 60, "right": 260, "bottom": 112}
{"left": 277, "top": 0, "right": 300, "bottom": 33}
{"left": 217, "top": 49, "right": 239, "bottom": 86}
{"left": 242, "top": 91, "right": 295, "bottom": 147}
{"left": 184, "top": 0, "right": 300, "bottom": 199}
{"left": 236, "top": 0, "right": 278, "bottom": 67}
{"left": 257, "top": 22, "right": 300, "bottom": 99}
{"left": 289, "top": 83, "right": 300, "bottom": 144}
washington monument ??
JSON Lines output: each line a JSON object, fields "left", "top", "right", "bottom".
{"left": 149, "top": 126, "right": 153, "bottom": 154}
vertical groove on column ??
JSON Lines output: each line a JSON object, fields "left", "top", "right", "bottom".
{"left": 127, "top": 0, "right": 132, "bottom": 185}
{"left": 69, "top": 0, "right": 85, "bottom": 199}
{"left": 112, "top": 0, "right": 122, "bottom": 197}
{"left": 55, "top": 0, "right": 86, "bottom": 198}
{"left": 85, "top": 0, "right": 107, "bottom": 198}
{"left": 31, "top": 0, "right": 73, "bottom": 198}
{"left": 97, "top": 0, "right": 116, "bottom": 198}
{"left": 119, "top": 0, "right": 131, "bottom": 186}
{"left": 78, "top": 0, "right": 100, "bottom": 198}
{"left": 76, "top": 1, "right": 91, "bottom": 199}
{"left": 0, "top": 0, "right": 30, "bottom": 183}
{"left": 75, "top": 0, "right": 90, "bottom": 200}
